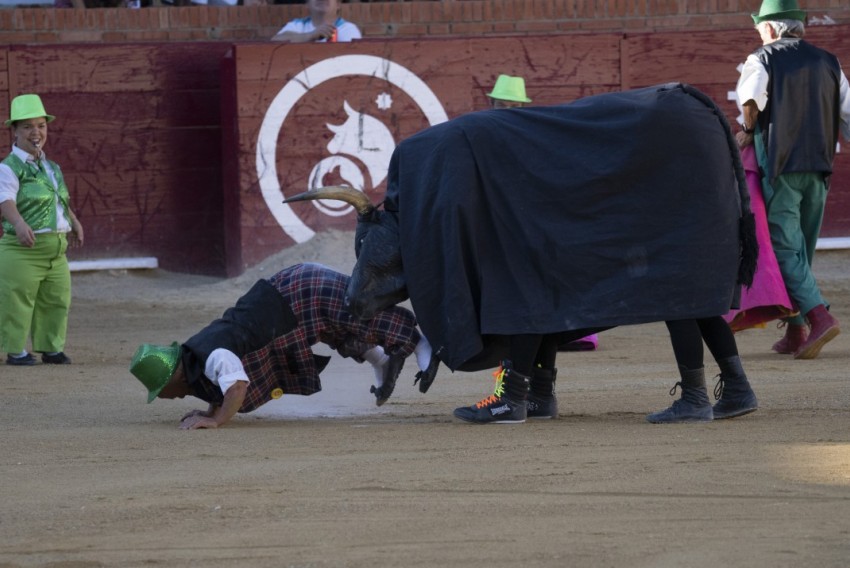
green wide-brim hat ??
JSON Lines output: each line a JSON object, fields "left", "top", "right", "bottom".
{"left": 5, "top": 94, "right": 56, "bottom": 127}
{"left": 130, "top": 342, "right": 181, "bottom": 403}
{"left": 487, "top": 74, "right": 532, "bottom": 104}
{"left": 751, "top": 0, "right": 806, "bottom": 24}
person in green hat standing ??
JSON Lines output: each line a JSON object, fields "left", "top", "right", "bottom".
{"left": 736, "top": 0, "right": 850, "bottom": 359}
{"left": 0, "top": 94, "right": 84, "bottom": 366}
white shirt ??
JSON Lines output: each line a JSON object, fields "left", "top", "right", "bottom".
{"left": 0, "top": 145, "right": 71, "bottom": 233}
{"left": 205, "top": 348, "right": 250, "bottom": 396}
{"left": 736, "top": 53, "right": 850, "bottom": 141}
{"left": 190, "top": 0, "right": 238, "bottom": 6}
{"left": 275, "top": 17, "right": 362, "bottom": 42}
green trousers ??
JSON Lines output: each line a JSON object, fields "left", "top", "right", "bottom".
{"left": 0, "top": 232, "right": 71, "bottom": 354}
{"left": 755, "top": 135, "right": 827, "bottom": 325}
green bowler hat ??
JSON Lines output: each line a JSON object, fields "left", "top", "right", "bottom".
{"left": 751, "top": 0, "right": 806, "bottom": 24}
{"left": 5, "top": 94, "right": 56, "bottom": 127}
{"left": 487, "top": 74, "right": 532, "bottom": 104}
{"left": 130, "top": 342, "right": 181, "bottom": 403}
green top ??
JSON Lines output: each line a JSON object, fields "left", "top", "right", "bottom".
{"left": 1, "top": 152, "right": 71, "bottom": 235}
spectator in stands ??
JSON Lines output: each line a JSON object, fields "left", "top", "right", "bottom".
{"left": 189, "top": 0, "right": 239, "bottom": 7}
{"left": 272, "top": 0, "right": 361, "bottom": 43}
{"left": 55, "top": 0, "right": 138, "bottom": 6}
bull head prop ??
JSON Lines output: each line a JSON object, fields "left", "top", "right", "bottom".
{"left": 283, "top": 186, "right": 409, "bottom": 319}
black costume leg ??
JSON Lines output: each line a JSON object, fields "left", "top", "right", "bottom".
{"left": 507, "top": 334, "right": 544, "bottom": 376}
{"left": 665, "top": 319, "right": 703, "bottom": 370}
{"left": 527, "top": 334, "right": 560, "bottom": 420}
{"left": 696, "top": 316, "right": 738, "bottom": 361}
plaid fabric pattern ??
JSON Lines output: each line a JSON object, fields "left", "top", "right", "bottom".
{"left": 239, "top": 263, "right": 419, "bottom": 411}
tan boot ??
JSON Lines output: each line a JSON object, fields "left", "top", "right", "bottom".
{"left": 771, "top": 323, "right": 808, "bottom": 354}
{"left": 794, "top": 305, "right": 840, "bottom": 360}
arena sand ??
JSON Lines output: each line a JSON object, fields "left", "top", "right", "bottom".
{"left": 2, "top": 231, "right": 849, "bottom": 567}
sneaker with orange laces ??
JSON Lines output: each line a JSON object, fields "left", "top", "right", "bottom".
{"left": 453, "top": 363, "right": 529, "bottom": 424}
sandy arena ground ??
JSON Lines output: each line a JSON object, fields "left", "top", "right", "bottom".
{"left": 1, "top": 232, "right": 849, "bottom": 568}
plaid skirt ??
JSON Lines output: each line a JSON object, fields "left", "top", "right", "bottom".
{"left": 237, "top": 263, "right": 420, "bottom": 411}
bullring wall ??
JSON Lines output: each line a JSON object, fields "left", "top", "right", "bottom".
{"left": 0, "top": 4, "right": 849, "bottom": 275}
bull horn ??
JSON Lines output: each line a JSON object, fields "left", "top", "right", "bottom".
{"left": 282, "top": 185, "right": 375, "bottom": 216}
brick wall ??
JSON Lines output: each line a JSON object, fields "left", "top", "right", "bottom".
{"left": 1, "top": 0, "right": 849, "bottom": 44}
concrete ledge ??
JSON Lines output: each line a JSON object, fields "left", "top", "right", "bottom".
{"left": 69, "top": 257, "right": 158, "bottom": 272}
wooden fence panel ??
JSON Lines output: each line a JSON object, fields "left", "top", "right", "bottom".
{"left": 1, "top": 29, "right": 848, "bottom": 276}
{"left": 227, "top": 35, "right": 623, "bottom": 269}
{"left": 3, "top": 43, "right": 229, "bottom": 274}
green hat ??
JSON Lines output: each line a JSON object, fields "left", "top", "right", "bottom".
{"left": 751, "top": 0, "right": 806, "bottom": 24}
{"left": 5, "top": 94, "right": 56, "bottom": 127}
{"left": 487, "top": 75, "right": 532, "bottom": 104}
{"left": 130, "top": 342, "right": 181, "bottom": 403}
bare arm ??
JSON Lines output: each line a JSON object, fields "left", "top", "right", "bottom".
{"left": 0, "top": 200, "right": 35, "bottom": 247}
{"left": 179, "top": 381, "right": 248, "bottom": 430}
{"left": 736, "top": 100, "right": 760, "bottom": 148}
{"left": 67, "top": 209, "right": 84, "bottom": 247}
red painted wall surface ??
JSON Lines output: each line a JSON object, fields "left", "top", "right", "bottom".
{"left": 225, "top": 27, "right": 850, "bottom": 275}
{"left": 1, "top": 26, "right": 848, "bottom": 275}
{"left": 1, "top": 43, "right": 230, "bottom": 274}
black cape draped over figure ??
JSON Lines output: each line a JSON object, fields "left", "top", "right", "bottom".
{"left": 383, "top": 83, "right": 754, "bottom": 371}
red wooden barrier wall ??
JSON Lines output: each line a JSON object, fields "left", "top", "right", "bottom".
{"left": 1, "top": 43, "right": 230, "bottom": 274}
{"left": 1, "top": 26, "right": 849, "bottom": 276}
{"left": 224, "top": 27, "right": 850, "bottom": 275}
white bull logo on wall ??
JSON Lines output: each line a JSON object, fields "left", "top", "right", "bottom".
{"left": 309, "top": 101, "right": 397, "bottom": 218}
{"left": 257, "top": 54, "right": 449, "bottom": 244}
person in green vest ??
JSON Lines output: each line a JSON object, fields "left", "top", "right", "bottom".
{"left": 736, "top": 0, "right": 849, "bottom": 359}
{"left": 0, "top": 94, "right": 84, "bottom": 366}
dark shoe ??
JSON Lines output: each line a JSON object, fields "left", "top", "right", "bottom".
{"left": 41, "top": 352, "right": 72, "bottom": 364}
{"left": 772, "top": 322, "right": 807, "bottom": 354}
{"left": 646, "top": 367, "right": 713, "bottom": 424}
{"left": 6, "top": 353, "right": 36, "bottom": 366}
{"left": 370, "top": 352, "right": 405, "bottom": 406}
{"left": 646, "top": 398, "right": 713, "bottom": 423}
{"left": 526, "top": 393, "right": 558, "bottom": 419}
{"left": 712, "top": 384, "right": 758, "bottom": 419}
{"left": 794, "top": 305, "right": 840, "bottom": 360}
{"left": 453, "top": 394, "right": 527, "bottom": 424}
{"left": 413, "top": 352, "right": 440, "bottom": 393}
{"left": 712, "top": 356, "right": 758, "bottom": 420}
{"left": 453, "top": 362, "right": 529, "bottom": 424}
{"left": 527, "top": 366, "right": 558, "bottom": 419}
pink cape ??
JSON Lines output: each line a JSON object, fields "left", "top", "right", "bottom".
{"left": 561, "top": 333, "right": 599, "bottom": 351}
{"left": 723, "top": 145, "right": 796, "bottom": 331}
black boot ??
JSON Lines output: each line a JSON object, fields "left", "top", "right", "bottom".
{"left": 527, "top": 366, "right": 558, "bottom": 419}
{"left": 712, "top": 356, "right": 758, "bottom": 419}
{"left": 646, "top": 366, "right": 713, "bottom": 424}
{"left": 453, "top": 360, "right": 529, "bottom": 424}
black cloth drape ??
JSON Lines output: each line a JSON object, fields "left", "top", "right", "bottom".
{"left": 385, "top": 83, "right": 748, "bottom": 371}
